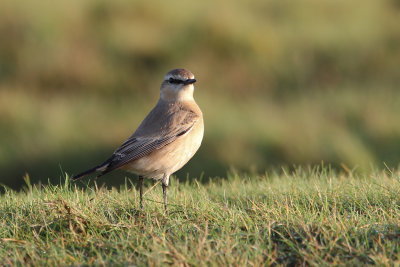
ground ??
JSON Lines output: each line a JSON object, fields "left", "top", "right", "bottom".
{"left": 1, "top": 167, "right": 400, "bottom": 265}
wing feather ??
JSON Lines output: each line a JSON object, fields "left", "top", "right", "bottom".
{"left": 99, "top": 105, "right": 198, "bottom": 175}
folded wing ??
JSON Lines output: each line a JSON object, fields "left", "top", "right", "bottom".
{"left": 98, "top": 104, "right": 199, "bottom": 176}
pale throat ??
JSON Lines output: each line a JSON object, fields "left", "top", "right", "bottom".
{"left": 160, "top": 85, "right": 195, "bottom": 102}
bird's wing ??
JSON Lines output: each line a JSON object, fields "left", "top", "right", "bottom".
{"left": 99, "top": 105, "right": 199, "bottom": 175}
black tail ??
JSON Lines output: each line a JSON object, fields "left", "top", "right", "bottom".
{"left": 71, "top": 165, "right": 100, "bottom": 181}
{"left": 72, "top": 156, "right": 116, "bottom": 181}
{"left": 71, "top": 160, "right": 112, "bottom": 181}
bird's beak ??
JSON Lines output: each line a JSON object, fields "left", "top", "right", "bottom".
{"left": 183, "top": 79, "right": 196, "bottom": 85}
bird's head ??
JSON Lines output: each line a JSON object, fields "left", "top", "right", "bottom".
{"left": 160, "top": 69, "right": 197, "bottom": 102}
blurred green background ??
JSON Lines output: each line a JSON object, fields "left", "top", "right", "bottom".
{"left": 1, "top": 0, "right": 400, "bottom": 189}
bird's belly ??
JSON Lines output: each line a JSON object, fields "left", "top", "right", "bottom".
{"left": 122, "top": 121, "right": 204, "bottom": 180}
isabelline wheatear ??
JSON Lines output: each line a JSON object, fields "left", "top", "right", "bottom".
{"left": 72, "top": 69, "right": 204, "bottom": 212}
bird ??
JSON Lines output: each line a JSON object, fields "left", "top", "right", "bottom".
{"left": 71, "top": 68, "right": 204, "bottom": 213}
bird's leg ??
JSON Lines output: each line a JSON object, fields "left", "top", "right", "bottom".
{"left": 162, "top": 182, "right": 168, "bottom": 214}
{"left": 162, "top": 174, "right": 170, "bottom": 214}
{"left": 139, "top": 176, "right": 144, "bottom": 210}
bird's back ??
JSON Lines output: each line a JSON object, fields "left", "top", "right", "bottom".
{"left": 133, "top": 99, "right": 202, "bottom": 138}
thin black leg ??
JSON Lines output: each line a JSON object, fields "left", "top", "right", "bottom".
{"left": 162, "top": 183, "right": 168, "bottom": 214}
{"left": 139, "top": 176, "right": 144, "bottom": 210}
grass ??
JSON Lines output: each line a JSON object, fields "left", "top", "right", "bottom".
{"left": 1, "top": 167, "right": 400, "bottom": 265}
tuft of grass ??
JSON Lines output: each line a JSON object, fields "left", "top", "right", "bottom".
{"left": 1, "top": 167, "right": 400, "bottom": 265}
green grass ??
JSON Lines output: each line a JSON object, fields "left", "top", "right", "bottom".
{"left": 1, "top": 167, "right": 400, "bottom": 265}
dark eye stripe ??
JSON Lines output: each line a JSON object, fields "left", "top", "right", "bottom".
{"left": 168, "top": 77, "right": 183, "bottom": 84}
